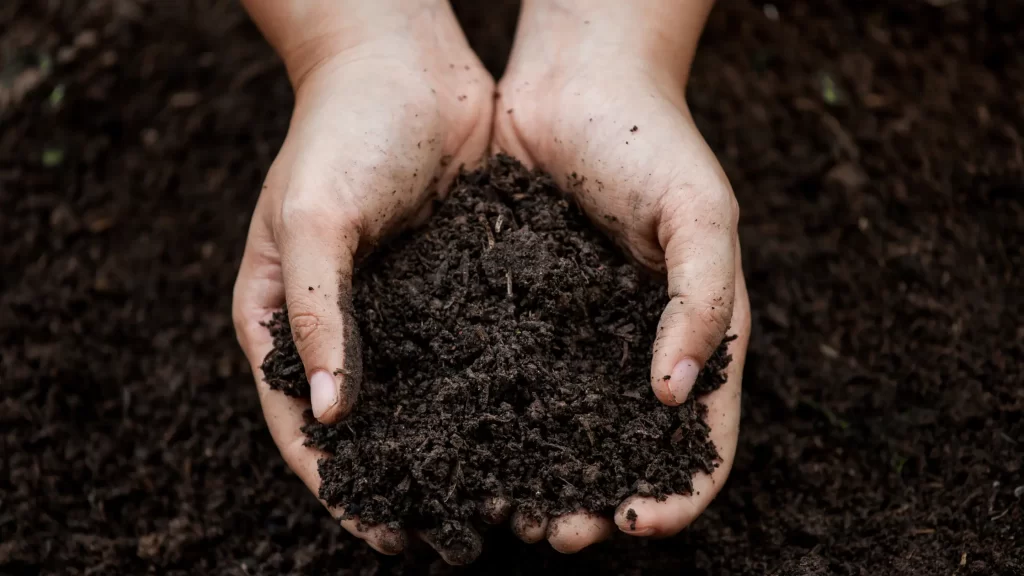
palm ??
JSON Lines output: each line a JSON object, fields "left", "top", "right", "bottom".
{"left": 234, "top": 42, "right": 494, "bottom": 561}
{"left": 493, "top": 59, "right": 751, "bottom": 549}
{"left": 496, "top": 64, "right": 724, "bottom": 263}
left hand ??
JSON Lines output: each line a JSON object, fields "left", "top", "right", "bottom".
{"left": 491, "top": 0, "right": 751, "bottom": 553}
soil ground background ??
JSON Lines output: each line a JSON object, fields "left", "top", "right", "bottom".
{"left": 1, "top": 1, "right": 1021, "bottom": 574}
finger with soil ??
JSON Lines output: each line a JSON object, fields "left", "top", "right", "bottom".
{"left": 617, "top": 254, "right": 750, "bottom": 537}
{"left": 341, "top": 522, "right": 407, "bottom": 556}
{"left": 419, "top": 524, "right": 483, "bottom": 565}
{"left": 251, "top": 373, "right": 406, "bottom": 554}
{"left": 479, "top": 496, "right": 512, "bottom": 524}
{"left": 545, "top": 511, "right": 614, "bottom": 554}
{"left": 511, "top": 510, "right": 549, "bottom": 544}
{"left": 234, "top": 206, "right": 401, "bottom": 555}
{"left": 263, "top": 156, "right": 736, "bottom": 551}
{"left": 612, "top": 381, "right": 739, "bottom": 536}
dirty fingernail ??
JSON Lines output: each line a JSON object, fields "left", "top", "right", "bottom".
{"left": 619, "top": 508, "right": 652, "bottom": 536}
{"left": 310, "top": 370, "right": 338, "bottom": 419}
{"left": 371, "top": 528, "right": 407, "bottom": 555}
{"left": 627, "top": 526, "right": 656, "bottom": 537}
{"left": 668, "top": 358, "right": 700, "bottom": 404}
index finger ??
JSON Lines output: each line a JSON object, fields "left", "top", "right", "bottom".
{"left": 617, "top": 248, "right": 749, "bottom": 536}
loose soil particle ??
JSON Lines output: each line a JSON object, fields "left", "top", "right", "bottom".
{"left": 261, "top": 155, "right": 733, "bottom": 552}
{"left": 1, "top": 0, "right": 1021, "bottom": 575}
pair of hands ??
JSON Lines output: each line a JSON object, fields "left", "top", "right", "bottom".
{"left": 232, "top": 0, "right": 749, "bottom": 564}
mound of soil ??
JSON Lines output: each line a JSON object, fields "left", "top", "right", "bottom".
{"left": 2, "top": 1, "right": 1021, "bottom": 575}
{"left": 260, "top": 155, "right": 733, "bottom": 552}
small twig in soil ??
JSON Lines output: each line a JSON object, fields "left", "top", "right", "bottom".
{"left": 989, "top": 481, "right": 1001, "bottom": 513}
{"left": 445, "top": 459, "right": 462, "bottom": 502}
{"left": 959, "top": 487, "right": 983, "bottom": 511}
{"left": 991, "top": 507, "right": 1011, "bottom": 521}
{"left": 620, "top": 340, "right": 629, "bottom": 367}
{"left": 162, "top": 408, "right": 189, "bottom": 445}
{"left": 506, "top": 270, "right": 513, "bottom": 297}
{"left": 579, "top": 418, "right": 597, "bottom": 446}
{"left": 479, "top": 214, "right": 496, "bottom": 249}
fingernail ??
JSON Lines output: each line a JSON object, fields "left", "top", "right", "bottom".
{"left": 668, "top": 358, "right": 701, "bottom": 404}
{"left": 310, "top": 370, "right": 338, "bottom": 419}
{"left": 617, "top": 513, "right": 655, "bottom": 536}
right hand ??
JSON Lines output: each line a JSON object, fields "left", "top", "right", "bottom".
{"left": 231, "top": 0, "right": 493, "bottom": 561}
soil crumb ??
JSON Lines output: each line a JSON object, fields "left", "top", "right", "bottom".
{"left": 261, "top": 154, "right": 733, "bottom": 550}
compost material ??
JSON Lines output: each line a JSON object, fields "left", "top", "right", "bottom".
{"left": 2, "top": 1, "right": 1021, "bottom": 574}
{"left": 260, "top": 155, "right": 734, "bottom": 551}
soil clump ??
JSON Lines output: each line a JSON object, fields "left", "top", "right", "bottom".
{"left": 261, "top": 155, "right": 733, "bottom": 552}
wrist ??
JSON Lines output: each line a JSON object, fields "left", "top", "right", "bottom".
{"left": 513, "top": 0, "right": 714, "bottom": 87}
{"left": 242, "top": 0, "right": 454, "bottom": 89}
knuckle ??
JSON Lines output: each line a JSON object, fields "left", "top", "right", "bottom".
{"left": 689, "top": 185, "right": 738, "bottom": 233}
{"left": 624, "top": 239, "right": 665, "bottom": 273}
{"left": 662, "top": 185, "right": 738, "bottom": 238}
{"left": 231, "top": 302, "right": 249, "bottom": 346}
{"left": 707, "top": 187, "right": 736, "bottom": 223}
{"left": 278, "top": 191, "right": 360, "bottom": 237}
{"left": 729, "top": 194, "right": 741, "bottom": 229}
{"left": 230, "top": 295, "right": 262, "bottom": 360}
{"left": 287, "top": 307, "right": 330, "bottom": 354}
{"left": 696, "top": 302, "right": 729, "bottom": 332}
{"left": 695, "top": 301, "right": 732, "bottom": 349}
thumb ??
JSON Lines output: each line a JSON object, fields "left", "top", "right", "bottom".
{"left": 279, "top": 204, "right": 363, "bottom": 424}
{"left": 650, "top": 203, "right": 737, "bottom": 406}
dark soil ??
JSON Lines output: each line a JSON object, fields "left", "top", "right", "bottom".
{"left": 1, "top": 1, "right": 1022, "bottom": 575}
{"left": 260, "top": 155, "right": 733, "bottom": 553}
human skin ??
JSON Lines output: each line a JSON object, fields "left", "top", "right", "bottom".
{"left": 492, "top": 0, "right": 751, "bottom": 553}
{"left": 232, "top": 0, "right": 750, "bottom": 563}
{"left": 231, "top": 0, "right": 494, "bottom": 563}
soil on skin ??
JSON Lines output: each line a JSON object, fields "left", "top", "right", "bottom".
{"left": 1, "top": 1, "right": 1021, "bottom": 575}
{"left": 260, "top": 155, "right": 734, "bottom": 554}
